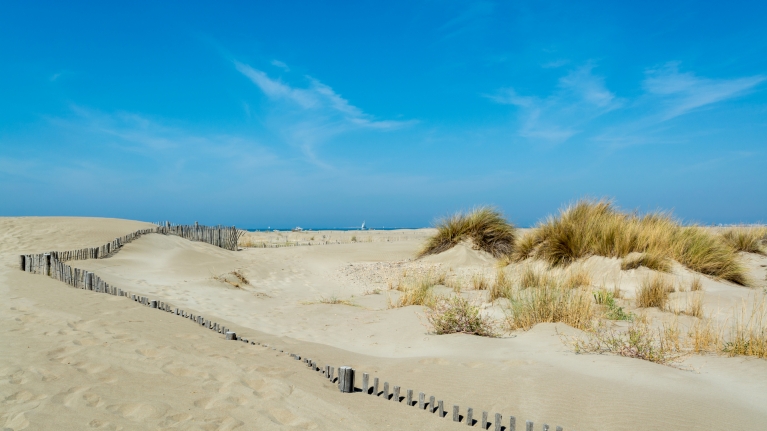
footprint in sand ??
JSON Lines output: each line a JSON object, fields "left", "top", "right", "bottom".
{"left": 73, "top": 338, "right": 101, "bottom": 346}
{"left": 4, "top": 390, "right": 46, "bottom": 403}
{"left": 87, "top": 419, "right": 110, "bottom": 428}
{"left": 106, "top": 402, "right": 168, "bottom": 421}
{"left": 201, "top": 416, "right": 244, "bottom": 431}
{"left": 82, "top": 393, "right": 104, "bottom": 408}
{"left": 266, "top": 407, "right": 316, "bottom": 429}
{"left": 193, "top": 396, "right": 237, "bottom": 410}
{"left": 7, "top": 369, "right": 27, "bottom": 385}
{"left": 2, "top": 411, "right": 30, "bottom": 430}
{"left": 418, "top": 358, "right": 451, "bottom": 365}
{"left": 135, "top": 348, "right": 161, "bottom": 358}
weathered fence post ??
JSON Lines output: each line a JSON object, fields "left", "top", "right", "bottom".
{"left": 406, "top": 389, "right": 413, "bottom": 406}
{"left": 526, "top": 420, "right": 533, "bottom": 431}
{"left": 453, "top": 405, "right": 460, "bottom": 422}
{"left": 466, "top": 408, "right": 473, "bottom": 426}
{"left": 19, "top": 255, "right": 25, "bottom": 271}
{"left": 362, "top": 373, "right": 369, "bottom": 393}
{"left": 373, "top": 377, "right": 379, "bottom": 396}
{"left": 495, "top": 413, "right": 503, "bottom": 431}
{"left": 392, "top": 386, "right": 400, "bottom": 402}
{"left": 150, "top": 300, "right": 157, "bottom": 308}
{"left": 44, "top": 253, "right": 51, "bottom": 276}
{"left": 482, "top": 411, "right": 488, "bottom": 430}
{"left": 419, "top": 392, "right": 425, "bottom": 410}
{"left": 225, "top": 331, "right": 237, "bottom": 340}
{"left": 338, "top": 366, "right": 354, "bottom": 393}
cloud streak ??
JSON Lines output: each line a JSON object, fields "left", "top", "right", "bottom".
{"left": 490, "top": 65, "right": 622, "bottom": 143}
{"left": 234, "top": 61, "right": 415, "bottom": 166}
{"left": 643, "top": 63, "right": 765, "bottom": 120}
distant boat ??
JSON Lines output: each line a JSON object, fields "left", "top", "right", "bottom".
{"left": 292, "top": 226, "right": 303, "bottom": 232}
{"left": 361, "top": 221, "right": 366, "bottom": 230}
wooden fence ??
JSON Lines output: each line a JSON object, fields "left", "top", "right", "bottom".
{"left": 17, "top": 224, "right": 574, "bottom": 431}
{"left": 155, "top": 221, "right": 241, "bottom": 251}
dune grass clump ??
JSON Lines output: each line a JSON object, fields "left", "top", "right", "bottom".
{"left": 426, "top": 296, "right": 497, "bottom": 337}
{"left": 389, "top": 274, "right": 438, "bottom": 308}
{"left": 723, "top": 296, "right": 767, "bottom": 358}
{"left": 419, "top": 207, "right": 516, "bottom": 258}
{"left": 620, "top": 252, "right": 671, "bottom": 272}
{"left": 720, "top": 227, "right": 767, "bottom": 255}
{"left": 489, "top": 269, "right": 512, "bottom": 301}
{"left": 511, "top": 198, "right": 749, "bottom": 285}
{"left": 506, "top": 284, "right": 595, "bottom": 331}
{"left": 636, "top": 273, "right": 675, "bottom": 309}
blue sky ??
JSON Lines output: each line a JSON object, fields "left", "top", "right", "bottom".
{"left": 1, "top": 1, "right": 765, "bottom": 228}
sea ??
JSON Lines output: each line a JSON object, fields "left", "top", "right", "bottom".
{"left": 244, "top": 227, "right": 422, "bottom": 232}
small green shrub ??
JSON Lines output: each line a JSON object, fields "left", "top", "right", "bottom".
{"left": 426, "top": 296, "right": 497, "bottom": 337}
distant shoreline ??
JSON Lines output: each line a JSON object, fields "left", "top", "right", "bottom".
{"left": 243, "top": 227, "right": 426, "bottom": 232}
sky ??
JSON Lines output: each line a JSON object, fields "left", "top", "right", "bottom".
{"left": 1, "top": 1, "right": 765, "bottom": 228}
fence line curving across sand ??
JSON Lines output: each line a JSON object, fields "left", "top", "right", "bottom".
{"left": 17, "top": 223, "right": 573, "bottom": 431}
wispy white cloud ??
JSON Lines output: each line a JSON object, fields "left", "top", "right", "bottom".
{"left": 271, "top": 59, "right": 290, "bottom": 71}
{"left": 492, "top": 61, "right": 764, "bottom": 147}
{"left": 489, "top": 65, "right": 622, "bottom": 143}
{"left": 234, "top": 61, "right": 415, "bottom": 166}
{"left": 643, "top": 63, "right": 765, "bottom": 120}
{"left": 235, "top": 61, "right": 412, "bottom": 130}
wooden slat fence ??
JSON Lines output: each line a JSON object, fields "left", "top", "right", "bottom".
{"left": 16, "top": 222, "right": 574, "bottom": 431}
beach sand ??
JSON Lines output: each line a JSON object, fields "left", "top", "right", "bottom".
{"left": 2, "top": 217, "right": 766, "bottom": 430}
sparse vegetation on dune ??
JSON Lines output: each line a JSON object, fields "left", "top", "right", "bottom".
{"left": 389, "top": 273, "right": 440, "bottom": 308}
{"left": 510, "top": 199, "right": 750, "bottom": 285}
{"left": 418, "top": 207, "right": 516, "bottom": 258}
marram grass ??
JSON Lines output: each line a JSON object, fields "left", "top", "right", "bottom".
{"left": 511, "top": 198, "right": 750, "bottom": 285}
{"left": 419, "top": 207, "right": 516, "bottom": 258}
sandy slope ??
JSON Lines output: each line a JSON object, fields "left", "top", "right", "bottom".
{"left": 2, "top": 217, "right": 767, "bottom": 430}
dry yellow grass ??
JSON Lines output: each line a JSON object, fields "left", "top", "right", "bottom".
{"left": 690, "top": 277, "right": 704, "bottom": 292}
{"left": 720, "top": 227, "right": 767, "bottom": 255}
{"left": 724, "top": 296, "right": 767, "bottom": 358}
{"left": 389, "top": 274, "right": 438, "bottom": 308}
{"left": 489, "top": 269, "right": 512, "bottom": 301}
{"left": 636, "top": 273, "right": 675, "bottom": 309}
{"left": 620, "top": 252, "right": 671, "bottom": 272}
{"left": 419, "top": 207, "right": 516, "bottom": 258}
{"left": 511, "top": 199, "right": 749, "bottom": 285}
{"left": 471, "top": 273, "right": 489, "bottom": 290}
{"left": 506, "top": 285, "right": 595, "bottom": 331}
{"left": 564, "top": 266, "right": 592, "bottom": 288}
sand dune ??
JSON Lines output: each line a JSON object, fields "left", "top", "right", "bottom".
{"left": 2, "top": 217, "right": 767, "bottom": 430}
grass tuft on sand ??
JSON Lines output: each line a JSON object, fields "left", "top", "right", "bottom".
{"left": 636, "top": 273, "right": 675, "bottom": 309}
{"left": 425, "top": 296, "right": 497, "bottom": 337}
{"left": 510, "top": 198, "right": 749, "bottom": 285}
{"left": 418, "top": 207, "right": 516, "bottom": 258}
{"left": 720, "top": 227, "right": 767, "bottom": 255}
